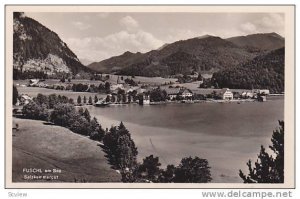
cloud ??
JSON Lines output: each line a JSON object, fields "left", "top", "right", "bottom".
{"left": 240, "top": 22, "right": 257, "bottom": 33}
{"left": 97, "top": 12, "right": 110, "bottom": 18}
{"left": 260, "top": 13, "right": 284, "bottom": 28}
{"left": 119, "top": 16, "right": 139, "bottom": 31}
{"left": 65, "top": 30, "right": 164, "bottom": 63}
{"left": 64, "top": 15, "right": 165, "bottom": 63}
{"left": 83, "top": 15, "right": 91, "bottom": 20}
{"left": 233, "top": 14, "right": 284, "bottom": 36}
{"left": 165, "top": 29, "right": 215, "bottom": 43}
{"left": 71, "top": 21, "right": 91, "bottom": 30}
{"left": 252, "top": 13, "right": 284, "bottom": 36}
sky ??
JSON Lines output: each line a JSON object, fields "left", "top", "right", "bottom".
{"left": 26, "top": 12, "right": 285, "bottom": 65}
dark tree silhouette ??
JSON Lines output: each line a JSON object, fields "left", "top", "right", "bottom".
{"left": 239, "top": 121, "right": 284, "bottom": 183}
{"left": 50, "top": 103, "right": 77, "bottom": 127}
{"left": 134, "top": 155, "right": 162, "bottom": 182}
{"left": 77, "top": 96, "right": 82, "bottom": 105}
{"left": 34, "top": 93, "right": 48, "bottom": 107}
{"left": 105, "top": 82, "right": 110, "bottom": 93}
{"left": 103, "top": 122, "right": 138, "bottom": 170}
{"left": 13, "top": 85, "right": 19, "bottom": 105}
{"left": 89, "top": 117, "right": 105, "bottom": 141}
{"left": 22, "top": 101, "right": 49, "bottom": 121}
{"left": 159, "top": 165, "right": 176, "bottom": 183}
{"left": 83, "top": 108, "right": 91, "bottom": 122}
{"left": 122, "top": 155, "right": 212, "bottom": 183}
{"left": 173, "top": 156, "right": 212, "bottom": 183}
{"left": 88, "top": 96, "right": 93, "bottom": 104}
{"left": 94, "top": 95, "right": 98, "bottom": 103}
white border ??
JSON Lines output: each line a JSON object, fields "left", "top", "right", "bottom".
{"left": 6, "top": 2, "right": 294, "bottom": 188}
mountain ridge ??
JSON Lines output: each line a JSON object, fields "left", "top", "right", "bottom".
{"left": 226, "top": 32, "right": 284, "bottom": 51}
{"left": 88, "top": 33, "right": 284, "bottom": 77}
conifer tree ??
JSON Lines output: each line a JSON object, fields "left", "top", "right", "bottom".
{"left": 239, "top": 121, "right": 284, "bottom": 183}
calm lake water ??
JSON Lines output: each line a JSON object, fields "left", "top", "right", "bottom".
{"left": 87, "top": 97, "right": 284, "bottom": 183}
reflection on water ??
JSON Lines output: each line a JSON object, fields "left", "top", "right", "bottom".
{"left": 89, "top": 98, "right": 283, "bottom": 137}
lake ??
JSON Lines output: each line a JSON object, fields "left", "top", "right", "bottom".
{"left": 86, "top": 97, "right": 284, "bottom": 183}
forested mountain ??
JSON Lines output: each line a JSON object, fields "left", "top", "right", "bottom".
{"left": 13, "top": 12, "right": 92, "bottom": 79}
{"left": 88, "top": 33, "right": 284, "bottom": 77}
{"left": 88, "top": 35, "right": 259, "bottom": 77}
{"left": 227, "top": 33, "right": 284, "bottom": 52}
{"left": 88, "top": 51, "right": 144, "bottom": 74}
{"left": 212, "top": 47, "right": 285, "bottom": 93}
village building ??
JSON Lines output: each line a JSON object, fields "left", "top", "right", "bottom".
{"left": 258, "top": 95, "right": 267, "bottom": 102}
{"left": 165, "top": 88, "right": 193, "bottom": 100}
{"left": 136, "top": 88, "right": 148, "bottom": 94}
{"left": 116, "top": 76, "right": 126, "bottom": 84}
{"left": 253, "top": 89, "right": 270, "bottom": 95}
{"left": 125, "top": 86, "right": 139, "bottom": 94}
{"left": 179, "top": 88, "right": 193, "bottom": 99}
{"left": 29, "top": 79, "right": 40, "bottom": 86}
{"left": 165, "top": 88, "right": 181, "bottom": 100}
{"left": 139, "top": 94, "right": 150, "bottom": 105}
{"left": 110, "top": 84, "right": 124, "bottom": 91}
{"left": 241, "top": 91, "right": 254, "bottom": 98}
{"left": 220, "top": 88, "right": 233, "bottom": 100}
{"left": 110, "top": 93, "right": 117, "bottom": 103}
{"left": 16, "top": 94, "right": 32, "bottom": 106}
{"left": 189, "top": 71, "right": 199, "bottom": 79}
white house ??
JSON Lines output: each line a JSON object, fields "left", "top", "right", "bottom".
{"left": 139, "top": 94, "right": 150, "bottom": 105}
{"left": 110, "top": 84, "right": 124, "bottom": 91}
{"left": 220, "top": 88, "right": 233, "bottom": 100}
{"left": 189, "top": 72, "right": 199, "bottom": 79}
{"left": 165, "top": 88, "right": 193, "bottom": 100}
{"left": 258, "top": 89, "right": 270, "bottom": 95}
{"left": 29, "top": 79, "right": 40, "bottom": 86}
{"left": 16, "top": 94, "right": 32, "bottom": 105}
{"left": 179, "top": 89, "right": 193, "bottom": 98}
{"left": 241, "top": 91, "right": 254, "bottom": 98}
{"left": 116, "top": 76, "right": 126, "bottom": 84}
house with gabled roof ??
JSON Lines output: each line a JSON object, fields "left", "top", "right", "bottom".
{"left": 220, "top": 88, "right": 233, "bottom": 100}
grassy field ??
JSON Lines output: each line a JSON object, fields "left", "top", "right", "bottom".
{"left": 12, "top": 118, "right": 121, "bottom": 182}
{"left": 14, "top": 79, "right": 105, "bottom": 86}
{"left": 98, "top": 74, "right": 177, "bottom": 85}
{"left": 16, "top": 86, "right": 106, "bottom": 101}
{"left": 14, "top": 75, "right": 178, "bottom": 87}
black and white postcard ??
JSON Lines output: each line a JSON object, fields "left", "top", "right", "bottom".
{"left": 5, "top": 5, "right": 295, "bottom": 188}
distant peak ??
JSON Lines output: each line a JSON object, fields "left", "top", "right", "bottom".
{"left": 123, "top": 51, "right": 133, "bottom": 55}
{"left": 268, "top": 32, "right": 284, "bottom": 39}
{"left": 249, "top": 32, "right": 283, "bottom": 38}
{"left": 157, "top": 43, "right": 169, "bottom": 50}
{"left": 196, "top": 34, "right": 215, "bottom": 39}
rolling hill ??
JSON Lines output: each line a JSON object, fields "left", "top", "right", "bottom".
{"left": 12, "top": 118, "right": 121, "bottom": 182}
